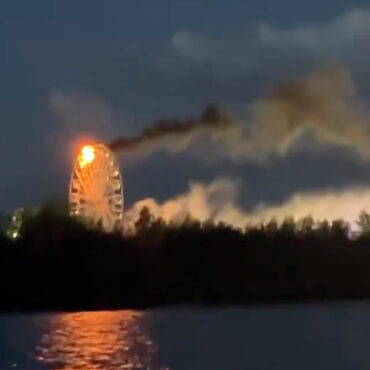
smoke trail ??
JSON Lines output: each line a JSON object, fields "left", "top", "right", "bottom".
{"left": 244, "top": 66, "right": 368, "bottom": 159}
{"left": 224, "top": 66, "right": 370, "bottom": 160}
{"left": 109, "top": 66, "right": 370, "bottom": 161}
{"left": 108, "top": 106, "right": 236, "bottom": 158}
{"left": 124, "top": 178, "right": 370, "bottom": 231}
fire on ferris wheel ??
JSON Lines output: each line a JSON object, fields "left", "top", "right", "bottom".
{"left": 69, "top": 144, "right": 124, "bottom": 232}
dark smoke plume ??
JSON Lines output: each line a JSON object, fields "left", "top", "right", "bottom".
{"left": 106, "top": 66, "right": 370, "bottom": 161}
{"left": 108, "top": 105, "right": 236, "bottom": 156}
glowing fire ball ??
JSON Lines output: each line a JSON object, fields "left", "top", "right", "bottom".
{"left": 69, "top": 144, "right": 124, "bottom": 232}
{"left": 79, "top": 145, "right": 96, "bottom": 167}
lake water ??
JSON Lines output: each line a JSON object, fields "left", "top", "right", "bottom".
{"left": 2, "top": 303, "right": 370, "bottom": 369}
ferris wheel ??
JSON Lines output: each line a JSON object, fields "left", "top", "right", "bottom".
{"left": 69, "top": 144, "right": 124, "bottom": 232}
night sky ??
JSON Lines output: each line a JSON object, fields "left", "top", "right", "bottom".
{"left": 2, "top": 0, "right": 370, "bottom": 215}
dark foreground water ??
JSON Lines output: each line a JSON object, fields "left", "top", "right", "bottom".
{"left": 2, "top": 303, "right": 370, "bottom": 369}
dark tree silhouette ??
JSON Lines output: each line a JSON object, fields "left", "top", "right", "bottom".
{"left": 0, "top": 206, "right": 370, "bottom": 312}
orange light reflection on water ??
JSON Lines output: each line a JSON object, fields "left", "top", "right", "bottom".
{"left": 36, "top": 311, "right": 166, "bottom": 370}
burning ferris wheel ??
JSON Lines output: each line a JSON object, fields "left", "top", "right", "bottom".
{"left": 69, "top": 144, "right": 124, "bottom": 231}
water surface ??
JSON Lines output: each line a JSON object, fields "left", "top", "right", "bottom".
{"left": 2, "top": 303, "right": 370, "bottom": 369}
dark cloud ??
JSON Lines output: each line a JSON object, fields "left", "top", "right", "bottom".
{"left": 3, "top": 2, "right": 370, "bottom": 217}
{"left": 171, "top": 8, "right": 370, "bottom": 74}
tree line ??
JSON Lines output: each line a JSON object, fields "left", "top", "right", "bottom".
{"left": 1, "top": 203, "right": 370, "bottom": 311}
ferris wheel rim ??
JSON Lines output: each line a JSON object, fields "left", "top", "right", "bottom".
{"left": 68, "top": 143, "right": 124, "bottom": 232}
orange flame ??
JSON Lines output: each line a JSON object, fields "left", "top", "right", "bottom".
{"left": 79, "top": 145, "right": 95, "bottom": 167}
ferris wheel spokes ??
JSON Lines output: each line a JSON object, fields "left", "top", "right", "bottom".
{"left": 69, "top": 144, "right": 124, "bottom": 231}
